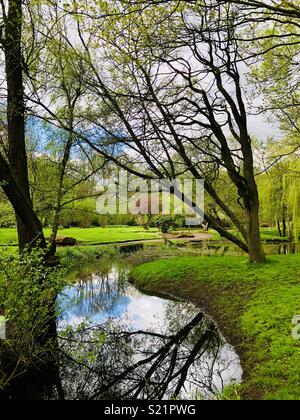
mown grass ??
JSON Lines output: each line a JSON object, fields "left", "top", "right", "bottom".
{"left": 0, "top": 226, "right": 161, "bottom": 246}
{"left": 0, "top": 226, "right": 286, "bottom": 248}
{"left": 0, "top": 228, "right": 18, "bottom": 245}
{"left": 129, "top": 255, "right": 300, "bottom": 400}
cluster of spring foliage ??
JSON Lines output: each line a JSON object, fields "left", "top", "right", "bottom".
{"left": 0, "top": 249, "right": 66, "bottom": 389}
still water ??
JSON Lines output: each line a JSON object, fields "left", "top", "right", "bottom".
{"left": 190, "top": 241, "right": 300, "bottom": 256}
{"left": 57, "top": 262, "right": 242, "bottom": 400}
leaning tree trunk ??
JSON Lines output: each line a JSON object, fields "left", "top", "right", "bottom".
{"left": 0, "top": 153, "right": 46, "bottom": 249}
{"left": 4, "top": 0, "right": 38, "bottom": 251}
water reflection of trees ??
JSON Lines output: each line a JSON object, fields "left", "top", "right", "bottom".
{"left": 59, "top": 266, "right": 129, "bottom": 318}
{"left": 58, "top": 309, "right": 240, "bottom": 400}
{"left": 2, "top": 262, "right": 241, "bottom": 400}
{"left": 56, "top": 264, "right": 241, "bottom": 400}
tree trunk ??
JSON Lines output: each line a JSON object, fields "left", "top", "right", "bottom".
{"left": 4, "top": 0, "right": 38, "bottom": 251}
{"left": 242, "top": 138, "right": 266, "bottom": 263}
{"left": 0, "top": 153, "right": 46, "bottom": 249}
{"left": 277, "top": 218, "right": 282, "bottom": 237}
{"left": 247, "top": 207, "right": 265, "bottom": 263}
{"left": 282, "top": 206, "right": 287, "bottom": 238}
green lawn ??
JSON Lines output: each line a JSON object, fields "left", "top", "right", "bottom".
{"left": 0, "top": 228, "right": 19, "bottom": 245}
{"left": 0, "top": 226, "right": 161, "bottom": 246}
{"left": 130, "top": 255, "right": 300, "bottom": 400}
{"left": 0, "top": 226, "right": 287, "bottom": 247}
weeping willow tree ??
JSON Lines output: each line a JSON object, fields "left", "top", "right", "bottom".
{"left": 257, "top": 166, "right": 286, "bottom": 236}
{"left": 258, "top": 159, "right": 300, "bottom": 241}
{"left": 284, "top": 160, "right": 300, "bottom": 241}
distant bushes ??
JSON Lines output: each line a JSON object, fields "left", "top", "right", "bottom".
{"left": 56, "top": 198, "right": 138, "bottom": 228}
{"left": 0, "top": 203, "right": 16, "bottom": 228}
{"left": 0, "top": 193, "right": 141, "bottom": 230}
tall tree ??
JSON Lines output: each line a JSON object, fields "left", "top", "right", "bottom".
{"left": 68, "top": 1, "right": 265, "bottom": 262}
{"left": 23, "top": 4, "right": 107, "bottom": 253}
{"left": 0, "top": 0, "right": 46, "bottom": 250}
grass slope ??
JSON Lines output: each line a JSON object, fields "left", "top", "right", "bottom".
{"left": 130, "top": 255, "right": 300, "bottom": 400}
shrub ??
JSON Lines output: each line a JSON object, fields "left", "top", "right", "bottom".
{"left": 0, "top": 249, "right": 67, "bottom": 390}
{"left": 155, "top": 215, "right": 185, "bottom": 233}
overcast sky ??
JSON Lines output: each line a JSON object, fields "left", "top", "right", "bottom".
{"left": 248, "top": 114, "right": 281, "bottom": 141}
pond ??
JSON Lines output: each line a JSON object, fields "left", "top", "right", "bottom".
{"left": 189, "top": 241, "right": 300, "bottom": 256}
{"left": 55, "top": 262, "right": 242, "bottom": 400}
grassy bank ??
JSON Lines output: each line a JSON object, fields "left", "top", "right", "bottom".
{"left": 129, "top": 255, "right": 300, "bottom": 400}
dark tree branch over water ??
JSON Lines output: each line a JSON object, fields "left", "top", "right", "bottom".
{"left": 58, "top": 313, "right": 233, "bottom": 400}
